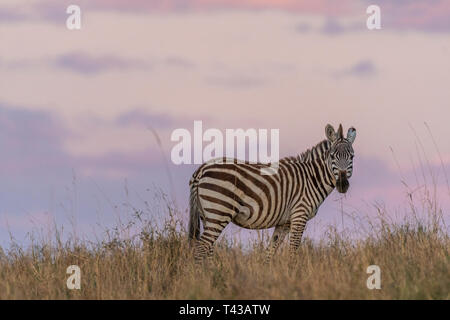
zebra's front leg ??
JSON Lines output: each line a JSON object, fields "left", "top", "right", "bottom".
{"left": 265, "top": 223, "right": 289, "bottom": 264}
{"left": 288, "top": 216, "right": 308, "bottom": 263}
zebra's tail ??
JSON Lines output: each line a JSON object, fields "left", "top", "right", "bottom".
{"left": 188, "top": 175, "right": 201, "bottom": 241}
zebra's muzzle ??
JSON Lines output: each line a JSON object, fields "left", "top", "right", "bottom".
{"left": 336, "top": 171, "right": 349, "bottom": 193}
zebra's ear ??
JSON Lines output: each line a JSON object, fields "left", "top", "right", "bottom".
{"left": 325, "top": 124, "right": 337, "bottom": 142}
{"left": 337, "top": 124, "right": 344, "bottom": 139}
{"left": 347, "top": 127, "right": 356, "bottom": 144}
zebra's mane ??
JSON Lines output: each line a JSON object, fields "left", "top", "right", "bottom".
{"left": 282, "top": 139, "right": 331, "bottom": 164}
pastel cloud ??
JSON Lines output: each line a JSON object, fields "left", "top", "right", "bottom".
{"left": 3, "top": 1, "right": 450, "bottom": 33}
{"left": 0, "top": 102, "right": 172, "bottom": 179}
{"left": 0, "top": 102, "right": 69, "bottom": 176}
{"left": 206, "top": 74, "right": 265, "bottom": 88}
{"left": 0, "top": 7, "right": 27, "bottom": 22}
{"left": 54, "top": 52, "right": 148, "bottom": 75}
{"left": 320, "top": 17, "right": 364, "bottom": 35}
{"left": 372, "top": 0, "right": 450, "bottom": 32}
{"left": 336, "top": 60, "right": 377, "bottom": 78}
{"left": 85, "top": 0, "right": 357, "bottom": 15}
{"left": 321, "top": 17, "right": 346, "bottom": 35}
{"left": 116, "top": 109, "right": 176, "bottom": 128}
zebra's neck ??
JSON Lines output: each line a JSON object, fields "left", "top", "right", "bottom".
{"left": 282, "top": 140, "right": 331, "bottom": 165}
{"left": 298, "top": 139, "right": 331, "bottom": 163}
{"left": 283, "top": 139, "right": 336, "bottom": 193}
{"left": 308, "top": 140, "right": 335, "bottom": 192}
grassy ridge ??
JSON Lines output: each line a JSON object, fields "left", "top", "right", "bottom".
{"left": 0, "top": 212, "right": 448, "bottom": 299}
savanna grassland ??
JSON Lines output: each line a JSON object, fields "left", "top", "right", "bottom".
{"left": 0, "top": 199, "right": 448, "bottom": 300}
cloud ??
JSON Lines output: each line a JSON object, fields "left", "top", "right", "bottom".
{"left": 0, "top": 8, "right": 27, "bottom": 22}
{"left": 295, "top": 22, "right": 312, "bottom": 33}
{"left": 0, "top": 58, "right": 36, "bottom": 70}
{"left": 337, "top": 60, "right": 377, "bottom": 78}
{"left": 352, "top": 155, "right": 398, "bottom": 189}
{"left": 115, "top": 109, "right": 178, "bottom": 129}
{"left": 1, "top": 54, "right": 191, "bottom": 75}
{"left": 0, "top": 0, "right": 354, "bottom": 20}
{"left": 3, "top": 1, "right": 450, "bottom": 33}
{"left": 75, "top": 149, "right": 172, "bottom": 179}
{"left": 347, "top": 60, "right": 376, "bottom": 76}
{"left": 369, "top": 0, "right": 450, "bottom": 33}
{"left": 321, "top": 17, "right": 346, "bottom": 35}
{"left": 0, "top": 2, "right": 70, "bottom": 24}
{"left": 0, "top": 102, "right": 70, "bottom": 175}
{"left": 206, "top": 75, "right": 265, "bottom": 89}
{"left": 82, "top": 0, "right": 356, "bottom": 15}
{"left": 164, "top": 57, "right": 195, "bottom": 69}
{"left": 0, "top": 103, "right": 173, "bottom": 178}
{"left": 54, "top": 52, "right": 148, "bottom": 75}
{"left": 34, "top": 1, "right": 69, "bottom": 23}
{"left": 319, "top": 17, "right": 365, "bottom": 35}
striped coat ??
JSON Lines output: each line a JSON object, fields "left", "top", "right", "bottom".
{"left": 188, "top": 124, "right": 356, "bottom": 262}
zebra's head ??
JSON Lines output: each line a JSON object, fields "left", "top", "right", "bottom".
{"left": 325, "top": 124, "right": 356, "bottom": 194}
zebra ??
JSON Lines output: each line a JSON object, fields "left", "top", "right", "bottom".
{"left": 188, "top": 124, "right": 356, "bottom": 262}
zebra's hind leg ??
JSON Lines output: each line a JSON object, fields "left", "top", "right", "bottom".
{"left": 264, "top": 223, "right": 289, "bottom": 264}
{"left": 194, "top": 214, "right": 231, "bottom": 263}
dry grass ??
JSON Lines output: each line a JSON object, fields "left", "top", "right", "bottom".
{"left": 0, "top": 204, "right": 448, "bottom": 300}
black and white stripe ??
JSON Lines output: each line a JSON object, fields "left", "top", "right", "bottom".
{"left": 188, "top": 124, "right": 356, "bottom": 261}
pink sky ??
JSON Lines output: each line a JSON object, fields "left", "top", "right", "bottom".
{"left": 0, "top": 0, "right": 449, "bottom": 244}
